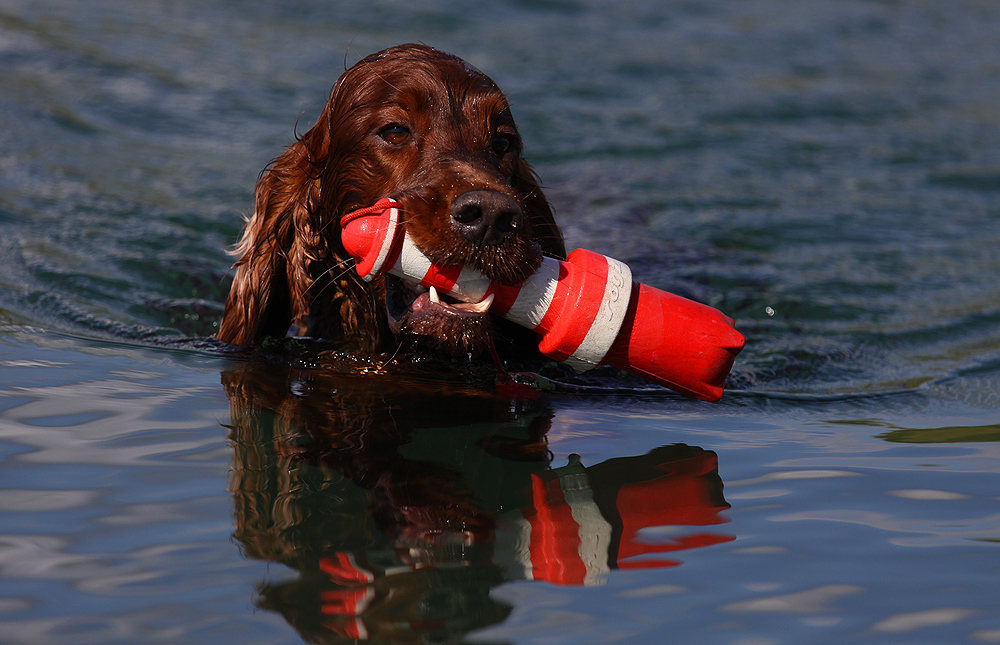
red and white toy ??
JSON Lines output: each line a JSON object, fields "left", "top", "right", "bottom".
{"left": 341, "top": 198, "right": 745, "bottom": 401}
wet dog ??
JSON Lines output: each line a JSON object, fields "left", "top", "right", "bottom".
{"left": 218, "top": 44, "right": 564, "bottom": 359}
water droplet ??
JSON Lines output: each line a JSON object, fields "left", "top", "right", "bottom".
{"left": 765, "top": 306, "right": 775, "bottom": 316}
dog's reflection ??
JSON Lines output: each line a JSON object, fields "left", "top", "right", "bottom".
{"left": 224, "top": 359, "right": 732, "bottom": 642}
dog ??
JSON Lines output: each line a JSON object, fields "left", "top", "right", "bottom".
{"left": 218, "top": 44, "right": 565, "bottom": 360}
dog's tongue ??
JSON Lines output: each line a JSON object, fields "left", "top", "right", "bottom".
{"left": 421, "top": 286, "right": 493, "bottom": 314}
{"left": 406, "top": 285, "right": 494, "bottom": 321}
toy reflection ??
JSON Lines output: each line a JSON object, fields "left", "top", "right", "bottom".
{"left": 224, "top": 358, "right": 732, "bottom": 643}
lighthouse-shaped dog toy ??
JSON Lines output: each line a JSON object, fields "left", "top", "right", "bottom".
{"left": 341, "top": 199, "right": 745, "bottom": 401}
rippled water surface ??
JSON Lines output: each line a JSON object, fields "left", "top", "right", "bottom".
{"left": 2, "top": 1, "right": 1000, "bottom": 643}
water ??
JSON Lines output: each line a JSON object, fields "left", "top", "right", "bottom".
{"left": 2, "top": 0, "right": 1000, "bottom": 642}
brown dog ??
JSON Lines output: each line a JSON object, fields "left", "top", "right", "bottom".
{"left": 218, "top": 44, "right": 565, "bottom": 358}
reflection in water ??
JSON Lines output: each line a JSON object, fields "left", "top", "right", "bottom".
{"left": 223, "top": 359, "right": 732, "bottom": 642}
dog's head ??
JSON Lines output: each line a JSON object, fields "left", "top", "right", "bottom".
{"left": 219, "top": 44, "right": 565, "bottom": 358}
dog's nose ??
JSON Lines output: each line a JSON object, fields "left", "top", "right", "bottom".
{"left": 450, "top": 190, "right": 523, "bottom": 246}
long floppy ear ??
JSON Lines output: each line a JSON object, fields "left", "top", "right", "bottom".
{"left": 218, "top": 136, "right": 325, "bottom": 345}
{"left": 513, "top": 158, "right": 565, "bottom": 260}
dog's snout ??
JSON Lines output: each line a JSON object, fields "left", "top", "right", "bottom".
{"left": 450, "top": 190, "right": 523, "bottom": 246}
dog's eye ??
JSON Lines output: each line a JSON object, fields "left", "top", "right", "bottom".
{"left": 379, "top": 125, "right": 411, "bottom": 145}
{"left": 491, "top": 134, "right": 514, "bottom": 156}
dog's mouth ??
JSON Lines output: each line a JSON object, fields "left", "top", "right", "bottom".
{"left": 385, "top": 274, "right": 497, "bottom": 356}
{"left": 376, "top": 188, "right": 543, "bottom": 358}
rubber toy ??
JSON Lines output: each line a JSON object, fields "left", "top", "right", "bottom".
{"left": 341, "top": 199, "right": 744, "bottom": 401}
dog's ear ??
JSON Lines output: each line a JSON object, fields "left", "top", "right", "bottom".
{"left": 513, "top": 158, "right": 565, "bottom": 260}
{"left": 218, "top": 136, "right": 325, "bottom": 345}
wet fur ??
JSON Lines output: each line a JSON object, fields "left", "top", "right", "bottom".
{"left": 218, "top": 44, "right": 565, "bottom": 353}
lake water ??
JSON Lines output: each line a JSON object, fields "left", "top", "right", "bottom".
{"left": 2, "top": 1, "right": 1000, "bottom": 643}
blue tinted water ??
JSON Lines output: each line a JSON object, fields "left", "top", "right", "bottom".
{"left": 2, "top": 0, "right": 1000, "bottom": 643}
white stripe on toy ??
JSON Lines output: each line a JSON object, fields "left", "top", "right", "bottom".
{"left": 564, "top": 255, "right": 632, "bottom": 372}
